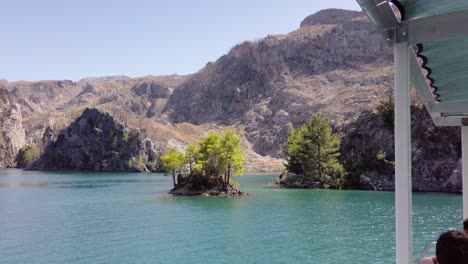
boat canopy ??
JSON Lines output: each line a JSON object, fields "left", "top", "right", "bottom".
{"left": 359, "top": 0, "right": 468, "bottom": 125}
{"left": 355, "top": 1, "right": 468, "bottom": 264}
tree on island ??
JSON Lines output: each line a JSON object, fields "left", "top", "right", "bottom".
{"left": 185, "top": 144, "right": 199, "bottom": 175}
{"left": 196, "top": 131, "right": 246, "bottom": 185}
{"left": 285, "top": 128, "right": 304, "bottom": 175}
{"left": 284, "top": 114, "right": 344, "bottom": 188}
{"left": 161, "top": 130, "right": 247, "bottom": 195}
{"left": 161, "top": 148, "right": 185, "bottom": 187}
{"left": 220, "top": 130, "right": 246, "bottom": 186}
{"left": 197, "top": 133, "right": 224, "bottom": 176}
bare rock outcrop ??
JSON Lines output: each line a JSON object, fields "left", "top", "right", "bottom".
{"left": 30, "top": 108, "right": 159, "bottom": 172}
{"left": 0, "top": 89, "right": 25, "bottom": 167}
{"left": 132, "top": 82, "right": 172, "bottom": 99}
{"left": 341, "top": 106, "right": 461, "bottom": 192}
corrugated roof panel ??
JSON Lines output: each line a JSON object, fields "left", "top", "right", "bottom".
{"left": 422, "top": 38, "right": 468, "bottom": 102}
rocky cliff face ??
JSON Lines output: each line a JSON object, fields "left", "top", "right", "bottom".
{"left": 0, "top": 88, "right": 25, "bottom": 167}
{"left": 341, "top": 105, "right": 461, "bottom": 192}
{"left": 164, "top": 9, "right": 392, "bottom": 157}
{"left": 30, "top": 108, "right": 159, "bottom": 172}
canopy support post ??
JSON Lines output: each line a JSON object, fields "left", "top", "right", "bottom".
{"left": 463, "top": 126, "right": 468, "bottom": 219}
{"left": 394, "top": 42, "right": 413, "bottom": 264}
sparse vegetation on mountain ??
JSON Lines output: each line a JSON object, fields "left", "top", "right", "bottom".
{"left": 16, "top": 145, "right": 41, "bottom": 168}
{"left": 340, "top": 97, "right": 461, "bottom": 192}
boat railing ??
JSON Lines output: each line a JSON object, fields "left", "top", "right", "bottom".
{"left": 413, "top": 242, "right": 436, "bottom": 263}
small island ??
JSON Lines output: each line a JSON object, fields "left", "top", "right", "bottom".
{"left": 161, "top": 130, "right": 248, "bottom": 196}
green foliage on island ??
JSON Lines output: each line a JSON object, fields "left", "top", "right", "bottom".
{"left": 161, "top": 130, "right": 246, "bottom": 190}
{"left": 283, "top": 114, "right": 345, "bottom": 189}
{"left": 16, "top": 145, "right": 41, "bottom": 168}
{"left": 185, "top": 144, "right": 199, "bottom": 175}
{"left": 161, "top": 148, "right": 186, "bottom": 187}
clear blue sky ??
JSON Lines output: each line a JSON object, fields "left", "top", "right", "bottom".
{"left": 0, "top": 0, "right": 360, "bottom": 81}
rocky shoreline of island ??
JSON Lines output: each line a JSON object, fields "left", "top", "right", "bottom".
{"left": 169, "top": 176, "right": 248, "bottom": 196}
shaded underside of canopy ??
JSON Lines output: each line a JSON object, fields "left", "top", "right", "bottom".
{"left": 395, "top": 0, "right": 468, "bottom": 104}
{"left": 419, "top": 38, "right": 468, "bottom": 102}
{"left": 398, "top": 0, "right": 468, "bottom": 21}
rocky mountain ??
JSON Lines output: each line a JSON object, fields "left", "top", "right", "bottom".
{"left": 3, "top": 75, "right": 187, "bottom": 123}
{"left": 30, "top": 108, "right": 159, "bottom": 172}
{"left": 164, "top": 9, "right": 392, "bottom": 157}
{"left": 341, "top": 104, "right": 461, "bottom": 192}
{"left": 1, "top": 75, "right": 281, "bottom": 171}
{"left": 0, "top": 88, "right": 25, "bottom": 167}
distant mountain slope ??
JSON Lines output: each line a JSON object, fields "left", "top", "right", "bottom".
{"left": 3, "top": 75, "right": 188, "bottom": 120}
{"left": 164, "top": 9, "right": 393, "bottom": 157}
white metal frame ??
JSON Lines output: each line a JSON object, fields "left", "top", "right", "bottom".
{"left": 396, "top": 9, "right": 468, "bottom": 44}
{"left": 394, "top": 42, "right": 413, "bottom": 264}
{"left": 356, "top": 1, "right": 468, "bottom": 263}
{"left": 463, "top": 126, "right": 468, "bottom": 219}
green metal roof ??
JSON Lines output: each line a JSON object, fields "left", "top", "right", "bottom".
{"left": 358, "top": 0, "right": 468, "bottom": 125}
{"left": 396, "top": 0, "right": 468, "bottom": 103}
{"left": 397, "top": 0, "right": 468, "bottom": 21}
{"left": 421, "top": 38, "right": 468, "bottom": 102}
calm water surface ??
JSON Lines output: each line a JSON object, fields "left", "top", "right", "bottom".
{"left": 0, "top": 169, "right": 463, "bottom": 264}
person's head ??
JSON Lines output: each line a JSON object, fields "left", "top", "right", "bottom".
{"left": 464, "top": 218, "right": 468, "bottom": 234}
{"left": 436, "top": 230, "right": 468, "bottom": 264}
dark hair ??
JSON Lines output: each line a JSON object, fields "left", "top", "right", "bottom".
{"left": 464, "top": 218, "right": 468, "bottom": 232}
{"left": 436, "top": 230, "right": 468, "bottom": 264}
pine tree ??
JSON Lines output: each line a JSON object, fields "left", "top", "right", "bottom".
{"left": 285, "top": 128, "right": 304, "bottom": 175}
{"left": 286, "top": 115, "right": 344, "bottom": 188}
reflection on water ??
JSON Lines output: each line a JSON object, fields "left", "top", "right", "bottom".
{"left": 0, "top": 182, "right": 111, "bottom": 189}
{"left": 0, "top": 169, "right": 167, "bottom": 189}
{"left": 55, "top": 183, "right": 111, "bottom": 189}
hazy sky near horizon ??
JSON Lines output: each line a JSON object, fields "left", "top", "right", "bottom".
{"left": 0, "top": 1, "right": 360, "bottom": 81}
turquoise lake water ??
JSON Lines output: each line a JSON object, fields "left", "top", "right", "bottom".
{"left": 0, "top": 169, "right": 463, "bottom": 264}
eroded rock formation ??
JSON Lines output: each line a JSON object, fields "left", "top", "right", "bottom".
{"left": 31, "top": 108, "right": 160, "bottom": 172}
{"left": 0, "top": 88, "right": 25, "bottom": 167}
